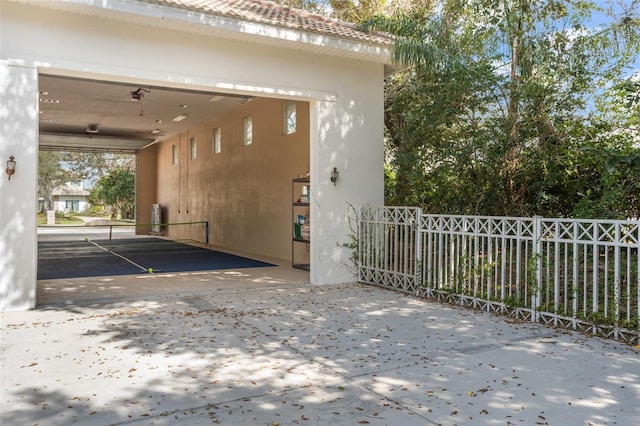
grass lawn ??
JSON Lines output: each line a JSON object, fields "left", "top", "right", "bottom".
{"left": 37, "top": 212, "right": 86, "bottom": 225}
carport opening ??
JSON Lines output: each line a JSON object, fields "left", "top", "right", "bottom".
{"left": 37, "top": 74, "right": 311, "bottom": 283}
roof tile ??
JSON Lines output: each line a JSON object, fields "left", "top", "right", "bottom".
{"left": 141, "top": 0, "right": 392, "bottom": 45}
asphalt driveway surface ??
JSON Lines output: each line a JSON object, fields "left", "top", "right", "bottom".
{"left": 1, "top": 283, "right": 639, "bottom": 425}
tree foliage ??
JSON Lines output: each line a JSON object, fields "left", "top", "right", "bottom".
{"left": 361, "top": 0, "right": 640, "bottom": 218}
{"left": 38, "top": 151, "right": 135, "bottom": 213}
{"left": 62, "top": 152, "right": 135, "bottom": 182}
{"left": 89, "top": 168, "right": 135, "bottom": 219}
{"left": 38, "top": 151, "right": 73, "bottom": 212}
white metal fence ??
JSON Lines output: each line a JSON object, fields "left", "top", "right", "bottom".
{"left": 359, "top": 207, "right": 640, "bottom": 344}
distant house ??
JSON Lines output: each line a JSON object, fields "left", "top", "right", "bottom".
{"left": 52, "top": 181, "right": 90, "bottom": 213}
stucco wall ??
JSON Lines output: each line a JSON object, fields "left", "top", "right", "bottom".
{"left": 136, "top": 145, "right": 158, "bottom": 235}
{"left": 1, "top": 1, "right": 386, "bottom": 310}
{"left": 153, "top": 98, "right": 310, "bottom": 262}
{"left": 0, "top": 60, "right": 38, "bottom": 312}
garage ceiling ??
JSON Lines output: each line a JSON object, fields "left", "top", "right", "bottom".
{"left": 38, "top": 75, "right": 254, "bottom": 154}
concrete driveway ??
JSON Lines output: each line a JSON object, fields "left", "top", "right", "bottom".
{"left": 2, "top": 282, "right": 639, "bottom": 425}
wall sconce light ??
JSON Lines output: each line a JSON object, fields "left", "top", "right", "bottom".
{"left": 6, "top": 155, "right": 16, "bottom": 180}
{"left": 330, "top": 167, "right": 339, "bottom": 186}
{"left": 130, "top": 87, "right": 150, "bottom": 102}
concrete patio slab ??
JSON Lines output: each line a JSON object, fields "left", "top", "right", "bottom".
{"left": 2, "top": 282, "right": 639, "bottom": 425}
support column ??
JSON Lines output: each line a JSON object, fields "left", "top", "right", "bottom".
{"left": 0, "top": 60, "right": 39, "bottom": 311}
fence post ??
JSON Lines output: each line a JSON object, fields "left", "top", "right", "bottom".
{"left": 614, "top": 222, "right": 620, "bottom": 339}
{"left": 358, "top": 206, "right": 364, "bottom": 283}
{"left": 414, "top": 208, "right": 422, "bottom": 296}
{"left": 532, "top": 215, "right": 543, "bottom": 323}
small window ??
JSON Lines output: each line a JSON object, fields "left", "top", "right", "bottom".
{"left": 243, "top": 116, "right": 253, "bottom": 146}
{"left": 172, "top": 144, "right": 178, "bottom": 165}
{"left": 190, "top": 137, "right": 197, "bottom": 160}
{"left": 65, "top": 200, "right": 79, "bottom": 212}
{"left": 213, "top": 128, "right": 221, "bottom": 154}
{"left": 284, "top": 101, "right": 296, "bottom": 134}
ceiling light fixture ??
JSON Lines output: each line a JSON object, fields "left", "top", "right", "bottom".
{"left": 239, "top": 96, "right": 255, "bottom": 104}
{"left": 130, "top": 88, "right": 150, "bottom": 101}
{"left": 172, "top": 114, "right": 188, "bottom": 122}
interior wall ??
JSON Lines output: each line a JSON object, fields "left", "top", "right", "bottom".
{"left": 136, "top": 144, "right": 158, "bottom": 235}
{"left": 155, "top": 98, "right": 310, "bottom": 262}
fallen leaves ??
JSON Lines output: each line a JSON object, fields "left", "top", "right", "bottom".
{"left": 468, "top": 388, "right": 489, "bottom": 397}
{"left": 2, "top": 283, "right": 639, "bottom": 426}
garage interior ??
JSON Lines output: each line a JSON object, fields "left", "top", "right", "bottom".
{"left": 38, "top": 74, "right": 312, "bottom": 279}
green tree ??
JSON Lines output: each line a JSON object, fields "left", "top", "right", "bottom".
{"left": 90, "top": 168, "right": 135, "bottom": 219}
{"left": 361, "top": 5, "right": 505, "bottom": 212}
{"left": 360, "top": 0, "right": 640, "bottom": 217}
{"left": 573, "top": 72, "right": 640, "bottom": 218}
{"left": 273, "top": 0, "right": 392, "bottom": 21}
{"left": 63, "top": 152, "right": 135, "bottom": 183}
{"left": 38, "top": 151, "right": 73, "bottom": 212}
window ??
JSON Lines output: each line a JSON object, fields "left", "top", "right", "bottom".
{"left": 243, "top": 116, "right": 253, "bottom": 146}
{"left": 213, "top": 128, "right": 221, "bottom": 154}
{"left": 284, "top": 101, "right": 296, "bottom": 134}
{"left": 190, "top": 136, "right": 197, "bottom": 160}
{"left": 65, "top": 200, "right": 79, "bottom": 212}
{"left": 172, "top": 144, "right": 178, "bottom": 165}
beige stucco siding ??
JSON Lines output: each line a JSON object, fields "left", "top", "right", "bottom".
{"left": 152, "top": 98, "right": 309, "bottom": 262}
{"left": 136, "top": 145, "right": 158, "bottom": 235}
